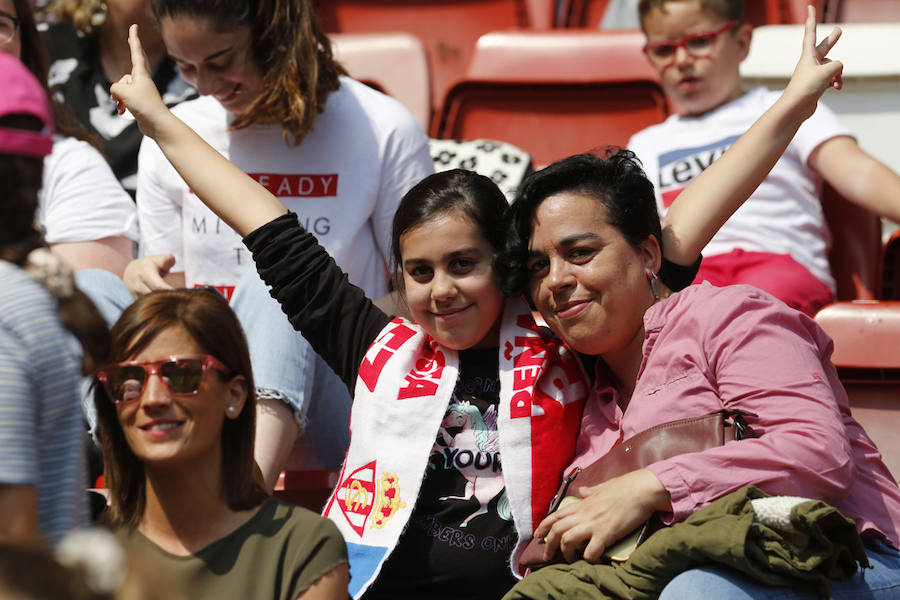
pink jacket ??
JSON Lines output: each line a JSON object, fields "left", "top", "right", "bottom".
{"left": 572, "top": 282, "right": 900, "bottom": 547}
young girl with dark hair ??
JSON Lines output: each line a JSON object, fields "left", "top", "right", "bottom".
{"left": 110, "top": 10, "right": 842, "bottom": 596}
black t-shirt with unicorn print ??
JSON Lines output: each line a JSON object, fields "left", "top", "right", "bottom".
{"left": 366, "top": 347, "right": 518, "bottom": 600}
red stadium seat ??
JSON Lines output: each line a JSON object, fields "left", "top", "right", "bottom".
{"left": 435, "top": 29, "right": 669, "bottom": 166}
{"left": 330, "top": 32, "right": 432, "bottom": 132}
{"left": 524, "top": 0, "right": 557, "bottom": 28}
{"left": 561, "top": 0, "right": 609, "bottom": 28}
{"left": 815, "top": 302, "right": 900, "bottom": 369}
{"left": 820, "top": 183, "right": 883, "bottom": 302}
{"left": 315, "top": 0, "right": 541, "bottom": 133}
{"left": 814, "top": 301, "right": 900, "bottom": 481}
{"left": 881, "top": 229, "right": 900, "bottom": 300}
{"left": 273, "top": 470, "right": 340, "bottom": 512}
{"left": 827, "top": 0, "right": 900, "bottom": 23}
{"left": 777, "top": 0, "right": 830, "bottom": 24}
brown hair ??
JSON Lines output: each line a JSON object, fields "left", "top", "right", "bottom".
{"left": 638, "top": 0, "right": 745, "bottom": 27}
{"left": 151, "top": 0, "right": 346, "bottom": 145}
{"left": 94, "top": 288, "right": 267, "bottom": 528}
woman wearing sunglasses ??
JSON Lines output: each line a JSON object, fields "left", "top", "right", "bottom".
{"left": 93, "top": 288, "right": 348, "bottom": 599}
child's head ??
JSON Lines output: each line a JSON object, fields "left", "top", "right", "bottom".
{"left": 390, "top": 170, "right": 509, "bottom": 350}
{"left": 638, "top": 0, "right": 752, "bottom": 116}
{"left": 151, "top": 0, "right": 345, "bottom": 143}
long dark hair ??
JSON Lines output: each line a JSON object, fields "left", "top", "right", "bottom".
{"left": 151, "top": 0, "right": 346, "bottom": 145}
{"left": 94, "top": 288, "right": 267, "bottom": 528}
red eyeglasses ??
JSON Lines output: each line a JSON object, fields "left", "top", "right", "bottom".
{"left": 97, "top": 355, "right": 230, "bottom": 404}
{"left": 642, "top": 21, "right": 738, "bottom": 66}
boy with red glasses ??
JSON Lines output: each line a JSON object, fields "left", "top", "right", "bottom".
{"left": 629, "top": 0, "right": 900, "bottom": 316}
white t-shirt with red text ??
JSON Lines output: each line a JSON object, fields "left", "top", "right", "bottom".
{"left": 628, "top": 86, "right": 852, "bottom": 293}
{"left": 136, "top": 76, "right": 434, "bottom": 299}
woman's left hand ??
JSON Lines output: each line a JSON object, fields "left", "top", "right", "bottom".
{"left": 534, "top": 468, "right": 671, "bottom": 564}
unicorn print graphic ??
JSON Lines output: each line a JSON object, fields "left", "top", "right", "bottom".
{"left": 434, "top": 398, "right": 511, "bottom": 527}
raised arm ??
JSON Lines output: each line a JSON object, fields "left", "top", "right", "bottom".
{"left": 661, "top": 6, "right": 844, "bottom": 264}
{"left": 110, "top": 25, "right": 287, "bottom": 236}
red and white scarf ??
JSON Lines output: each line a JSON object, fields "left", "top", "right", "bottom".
{"left": 323, "top": 297, "right": 587, "bottom": 598}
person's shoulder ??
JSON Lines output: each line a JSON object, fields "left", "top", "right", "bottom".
{"left": 0, "top": 261, "right": 47, "bottom": 296}
{"left": 332, "top": 76, "right": 425, "bottom": 133}
{"left": 0, "top": 261, "right": 57, "bottom": 326}
{"left": 628, "top": 112, "right": 682, "bottom": 145}
{"left": 47, "top": 134, "right": 99, "bottom": 162}
{"left": 656, "top": 282, "right": 788, "bottom": 323}
{"left": 678, "top": 280, "right": 782, "bottom": 303}
{"left": 269, "top": 498, "right": 340, "bottom": 534}
{"left": 744, "top": 86, "right": 782, "bottom": 111}
{"left": 170, "top": 95, "right": 226, "bottom": 124}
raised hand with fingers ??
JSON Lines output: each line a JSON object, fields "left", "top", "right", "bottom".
{"left": 782, "top": 5, "right": 844, "bottom": 121}
{"left": 109, "top": 24, "right": 173, "bottom": 140}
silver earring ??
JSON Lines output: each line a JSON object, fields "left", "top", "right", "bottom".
{"left": 648, "top": 270, "right": 662, "bottom": 301}
{"left": 227, "top": 405, "right": 237, "bottom": 414}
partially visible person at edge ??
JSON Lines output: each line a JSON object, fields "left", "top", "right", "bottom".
{"left": 108, "top": 6, "right": 848, "bottom": 594}
{"left": 41, "top": 0, "right": 196, "bottom": 197}
{"left": 499, "top": 12, "right": 900, "bottom": 599}
{"left": 3, "top": 0, "right": 136, "bottom": 277}
{"left": 75, "top": 0, "right": 435, "bottom": 491}
{"left": 94, "top": 288, "right": 348, "bottom": 599}
{"left": 0, "top": 51, "right": 109, "bottom": 545}
{"left": 628, "top": 0, "right": 900, "bottom": 316}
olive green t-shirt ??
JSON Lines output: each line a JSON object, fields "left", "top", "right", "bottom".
{"left": 125, "top": 498, "right": 348, "bottom": 600}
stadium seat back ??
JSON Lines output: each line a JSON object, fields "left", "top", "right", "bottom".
{"left": 828, "top": 0, "right": 900, "bottom": 23}
{"left": 820, "top": 183, "right": 882, "bottom": 301}
{"left": 436, "top": 29, "right": 669, "bottom": 166}
{"left": 331, "top": 32, "right": 432, "bottom": 131}
{"left": 316, "top": 0, "right": 534, "bottom": 133}
{"left": 815, "top": 301, "right": 900, "bottom": 481}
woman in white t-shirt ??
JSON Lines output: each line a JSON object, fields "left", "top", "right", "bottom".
{"left": 80, "top": 0, "right": 434, "bottom": 488}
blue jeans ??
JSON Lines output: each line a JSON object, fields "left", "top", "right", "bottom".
{"left": 75, "top": 268, "right": 351, "bottom": 469}
{"left": 658, "top": 537, "right": 900, "bottom": 599}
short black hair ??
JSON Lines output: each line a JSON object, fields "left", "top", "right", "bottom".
{"left": 498, "top": 148, "right": 661, "bottom": 297}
